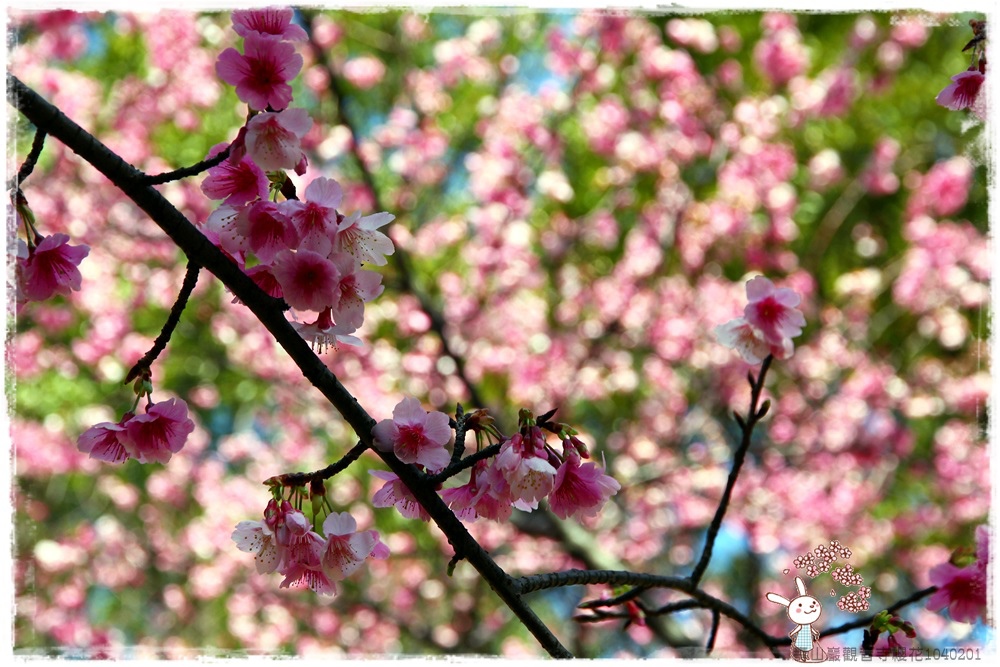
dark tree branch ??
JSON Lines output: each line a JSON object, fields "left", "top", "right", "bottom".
{"left": 8, "top": 73, "right": 572, "bottom": 660}
{"left": 820, "top": 586, "right": 938, "bottom": 638}
{"left": 706, "top": 609, "right": 721, "bottom": 654}
{"left": 141, "top": 147, "right": 231, "bottom": 185}
{"left": 124, "top": 260, "right": 201, "bottom": 385}
{"left": 265, "top": 440, "right": 371, "bottom": 488}
{"left": 689, "top": 354, "right": 773, "bottom": 586}
{"left": 9, "top": 127, "right": 46, "bottom": 191}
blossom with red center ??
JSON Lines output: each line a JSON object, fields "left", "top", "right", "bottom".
{"left": 372, "top": 397, "right": 451, "bottom": 471}
{"left": 17, "top": 233, "right": 90, "bottom": 302}
{"left": 241, "top": 264, "right": 283, "bottom": 301}
{"left": 282, "top": 177, "right": 344, "bottom": 256}
{"left": 333, "top": 210, "right": 396, "bottom": 266}
{"left": 200, "top": 142, "right": 269, "bottom": 206}
{"left": 244, "top": 107, "right": 312, "bottom": 171}
{"left": 235, "top": 200, "right": 299, "bottom": 264}
{"left": 77, "top": 412, "right": 135, "bottom": 463}
{"left": 320, "top": 511, "right": 388, "bottom": 580}
{"left": 270, "top": 249, "right": 341, "bottom": 312}
{"left": 120, "top": 398, "right": 195, "bottom": 464}
{"left": 936, "top": 69, "right": 985, "bottom": 113}
{"left": 216, "top": 32, "right": 302, "bottom": 111}
{"left": 714, "top": 318, "right": 791, "bottom": 363}
{"left": 548, "top": 448, "right": 620, "bottom": 520}
{"left": 231, "top": 8, "right": 307, "bottom": 41}
{"left": 370, "top": 470, "right": 430, "bottom": 521}
{"left": 328, "top": 253, "right": 384, "bottom": 330}
{"left": 927, "top": 561, "right": 987, "bottom": 624}
{"left": 277, "top": 510, "right": 337, "bottom": 595}
{"left": 743, "top": 276, "right": 806, "bottom": 346}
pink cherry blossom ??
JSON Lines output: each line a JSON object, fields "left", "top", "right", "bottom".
{"left": 278, "top": 510, "right": 337, "bottom": 595}
{"left": 120, "top": 398, "right": 195, "bottom": 464}
{"left": 216, "top": 32, "right": 302, "bottom": 111}
{"left": 281, "top": 177, "right": 344, "bottom": 256}
{"left": 235, "top": 200, "right": 299, "bottom": 263}
{"left": 333, "top": 210, "right": 395, "bottom": 266}
{"left": 77, "top": 413, "right": 134, "bottom": 463}
{"left": 242, "top": 264, "right": 283, "bottom": 300}
{"left": 292, "top": 307, "right": 362, "bottom": 352}
{"left": 548, "top": 449, "right": 620, "bottom": 520}
{"left": 927, "top": 561, "right": 987, "bottom": 624}
{"left": 371, "top": 397, "right": 451, "bottom": 471}
{"left": 343, "top": 55, "right": 386, "bottom": 89}
{"left": 936, "top": 69, "right": 985, "bottom": 113}
{"left": 320, "top": 511, "right": 385, "bottom": 580}
{"left": 244, "top": 107, "right": 312, "bottom": 171}
{"left": 328, "top": 253, "right": 384, "bottom": 330}
{"left": 714, "top": 317, "right": 791, "bottom": 364}
{"left": 495, "top": 429, "right": 557, "bottom": 509}
{"left": 370, "top": 470, "right": 431, "bottom": 521}
{"left": 17, "top": 233, "right": 90, "bottom": 302}
{"left": 743, "top": 276, "right": 806, "bottom": 348}
{"left": 270, "top": 249, "right": 341, "bottom": 312}
{"left": 200, "top": 142, "right": 269, "bottom": 206}
{"left": 232, "top": 499, "right": 287, "bottom": 574}
{"left": 231, "top": 8, "right": 307, "bottom": 41}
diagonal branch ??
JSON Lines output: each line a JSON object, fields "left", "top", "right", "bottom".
{"left": 8, "top": 73, "right": 572, "bottom": 660}
{"left": 9, "top": 127, "right": 47, "bottom": 191}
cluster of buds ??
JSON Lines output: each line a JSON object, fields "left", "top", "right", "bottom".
{"left": 206, "top": 8, "right": 394, "bottom": 351}
{"left": 232, "top": 492, "right": 389, "bottom": 597}
{"left": 77, "top": 368, "right": 195, "bottom": 464}
{"left": 862, "top": 611, "right": 916, "bottom": 655}
{"left": 369, "top": 401, "right": 620, "bottom": 523}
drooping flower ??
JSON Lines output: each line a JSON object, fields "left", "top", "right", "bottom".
{"left": 282, "top": 177, "right": 344, "bottom": 256}
{"left": 232, "top": 499, "right": 287, "bottom": 574}
{"left": 17, "top": 233, "right": 90, "bottom": 302}
{"left": 936, "top": 69, "right": 985, "bottom": 113}
{"left": 216, "top": 32, "right": 303, "bottom": 111}
{"left": 120, "top": 398, "right": 195, "bottom": 464}
{"left": 548, "top": 448, "right": 621, "bottom": 520}
{"left": 333, "top": 210, "right": 396, "bottom": 266}
{"left": 328, "top": 253, "right": 384, "bottom": 330}
{"left": 494, "top": 428, "right": 557, "bottom": 509}
{"left": 231, "top": 7, "right": 307, "bottom": 41}
{"left": 320, "top": 511, "right": 386, "bottom": 580}
{"left": 370, "top": 470, "right": 430, "bottom": 521}
{"left": 77, "top": 413, "right": 134, "bottom": 464}
{"left": 371, "top": 397, "right": 451, "bottom": 471}
{"left": 235, "top": 200, "right": 299, "bottom": 264}
{"left": 277, "top": 509, "right": 337, "bottom": 596}
{"left": 200, "top": 142, "right": 269, "bottom": 206}
{"left": 292, "top": 307, "right": 362, "bottom": 352}
{"left": 244, "top": 107, "right": 312, "bottom": 171}
{"left": 270, "top": 249, "right": 341, "bottom": 312}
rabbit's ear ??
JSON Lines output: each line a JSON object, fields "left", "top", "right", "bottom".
{"left": 766, "top": 592, "right": 791, "bottom": 607}
{"left": 795, "top": 577, "right": 807, "bottom": 596}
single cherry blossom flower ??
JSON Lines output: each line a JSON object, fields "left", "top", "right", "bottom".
{"left": 232, "top": 499, "right": 287, "bottom": 574}
{"left": 282, "top": 177, "right": 344, "bottom": 256}
{"left": 200, "top": 142, "right": 269, "bottom": 206}
{"left": 77, "top": 413, "right": 134, "bottom": 464}
{"left": 495, "top": 429, "right": 557, "bottom": 509}
{"left": 244, "top": 107, "right": 312, "bottom": 171}
{"left": 372, "top": 397, "right": 451, "bottom": 471}
{"left": 743, "top": 276, "right": 806, "bottom": 347}
{"left": 278, "top": 510, "right": 337, "bottom": 596}
{"left": 120, "top": 398, "right": 195, "bottom": 464}
{"left": 927, "top": 561, "right": 987, "bottom": 624}
{"left": 17, "top": 233, "right": 90, "bottom": 302}
{"left": 235, "top": 200, "right": 299, "bottom": 264}
{"left": 216, "top": 32, "right": 303, "bottom": 111}
{"left": 292, "top": 307, "right": 362, "bottom": 352}
{"left": 241, "top": 264, "right": 284, "bottom": 301}
{"left": 270, "top": 249, "right": 341, "bottom": 312}
{"left": 548, "top": 448, "right": 620, "bottom": 520}
{"left": 714, "top": 317, "right": 791, "bottom": 364}
{"left": 328, "top": 253, "right": 384, "bottom": 330}
{"left": 231, "top": 7, "right": 307, "bottom": 41}
{"left": 333, "top": 210, "right": 395, "bottom": 266}
{"left": 204, "top": 204, "right": 248, "bottom": 263}
{"left": 936, "top": 69, "right": 985, "bottom": 113}
{"left": 320, "top": 511, "right": 384, "bottom": 580}
{"left": 370, "top": 470, "right": 430, "bottom": 521}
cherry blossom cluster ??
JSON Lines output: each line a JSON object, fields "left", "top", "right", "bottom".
{"left": 714, "top": 276, "right": 805, "bottom": 364}
{"left": 936, "top": 19, "right": 986, "bottom": 121}
{"left": 837, "top": 589, "right": 871, "bottom": 612}
{"left": 831, "top": 564, "right": 864, "bottom": 587}
{"left": 77, "top": 370, "right": 195, "bottom": 464}
{"left": 232, "top": 497, "right": 388, "bottom": 596}
{"left": 370, "top": 400, "right": 620, "bottom": 523}
{"left": 11, "top": 190, "right": 90, "bottom": 309}
{"left": 927, "top": 524, "right": 989, "bottom": 624}
{"left": 205, "top": 8, "right": 395, "bottom": 350}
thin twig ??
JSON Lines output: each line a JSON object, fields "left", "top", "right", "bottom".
{"left": 423, "top": 442, "right": 502, "bottom": 485}
{"left": 689, "top": 355, "right": 773, "bottom": 586}
{"left": 141, "top": 147, "right": 231, "bottom": 185}
{"left": 706, "top": 609, "right": 721, "bottom": 654}
{"left": 265, "top": 440, "right": 371, "bottom": 488}
{"left": 9, "top": 127, "right": 47, "bottom": 191}
{"left": 819, "top": 586, "right": 938, "bottom": 639}
{"left": 124, "top": 261, "right": 201, "bottom": 384}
